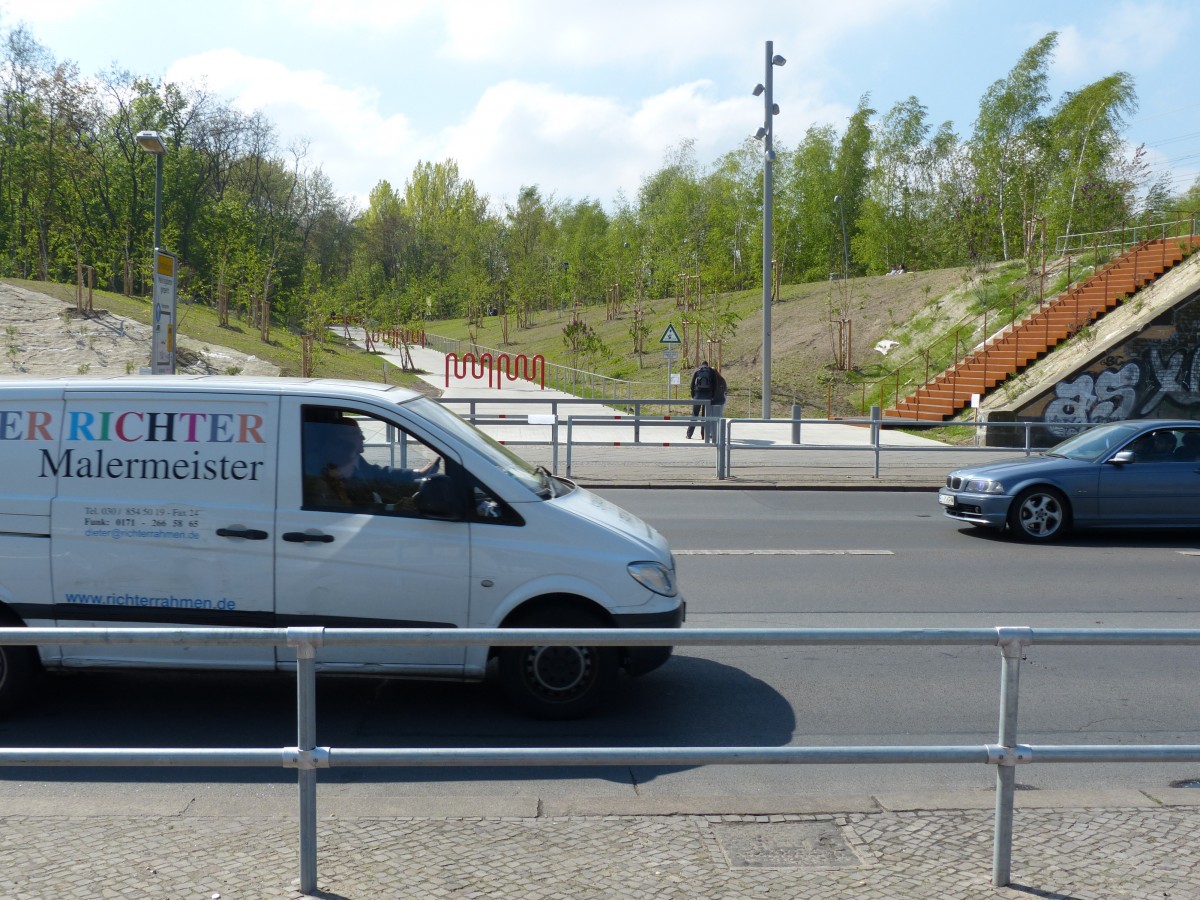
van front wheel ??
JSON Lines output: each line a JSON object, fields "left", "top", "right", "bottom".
{"left": 498, "top": 609, "right": 619, "bottom": 720}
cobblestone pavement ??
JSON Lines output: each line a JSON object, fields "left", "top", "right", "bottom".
{"left": 2, "top": 803, "right": 1199, "bottom": 899}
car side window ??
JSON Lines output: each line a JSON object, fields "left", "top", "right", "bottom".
{"left": 466, "top": 472, "right": 524, "bottom": 526}
{"left": 1130, "top": 429, "right": 1180, "bottom": 463}
{"left": 1174, "top": 430, "right": 1200, "bottom": 462}
{"left": 301, "top": 406, "right": 456, "bottom": 519}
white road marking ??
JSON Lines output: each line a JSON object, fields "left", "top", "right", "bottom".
{"left": 1178, "top": 550, "right": 1200, "bottom": 556}
{"left": 674, "top": 549, "right": 894, "bottom": 556}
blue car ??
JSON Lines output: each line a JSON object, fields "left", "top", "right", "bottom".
{"left": 939, "top": 419, "right": 1200, "bottom": 541}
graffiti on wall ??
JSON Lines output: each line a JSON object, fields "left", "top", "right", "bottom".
{"left": 1016, "top": 290, "right": 1200, "bottom": 441}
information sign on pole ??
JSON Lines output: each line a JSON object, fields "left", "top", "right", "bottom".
{"left": 152, "top": 249, "right": 178, "bottom": 374}
{"left": 659, "top": 323, "right": 681, "bottom": 344}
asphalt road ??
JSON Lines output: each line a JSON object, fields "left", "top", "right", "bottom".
{"left": 1, "top": 488, "right": 1198, "bottom": 811}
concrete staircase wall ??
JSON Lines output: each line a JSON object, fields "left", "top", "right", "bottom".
{"left": 884, "top": 236, "right": 1200, "bottom": 421}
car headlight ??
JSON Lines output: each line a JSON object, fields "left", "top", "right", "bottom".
{"left": 628, "top": 561, "right": 677, "bottom": 597}
{"left": 964, "top": 478, "right": 1005, "bottom": 494}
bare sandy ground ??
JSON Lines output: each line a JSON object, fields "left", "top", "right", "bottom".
{"left": 0, "top": 282, "right": 280, "bottom": 378}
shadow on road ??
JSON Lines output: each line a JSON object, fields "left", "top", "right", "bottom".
{"left": 0, "top": 654, "right": 794, "bottom": 785}
{"left": 950, "top": 523, "right": 1200, "bottom": 548}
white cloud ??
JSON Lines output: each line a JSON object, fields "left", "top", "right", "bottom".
{"left": 442, "top": 77, "right": 789, "bottom": 209}
{"left": 1053, "top": 3, "right": 1185, "bottom": 78}
{"left": 166, "top": 49, "right": 422, "bottom": 205}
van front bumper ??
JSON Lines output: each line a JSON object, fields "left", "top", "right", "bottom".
{"left": 614, "top": 601, "right": 685, "bottom": 676}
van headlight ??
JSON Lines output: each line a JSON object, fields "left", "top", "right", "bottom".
{"left": 964, "top": 478, "right": 1006, "bottom": 494}
{"left": 628, "top": 561, "right": 677, "bottom": 597}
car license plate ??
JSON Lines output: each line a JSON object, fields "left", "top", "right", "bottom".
{"left": 938, "top": 493, "right": 955, "bottom": 507}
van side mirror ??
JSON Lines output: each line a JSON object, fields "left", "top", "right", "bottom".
{"left": 1108, "top": 450, "right": 1135, "bottom": 466}
{"left": 416, "top": 474, "right": 463, "bottom": 520}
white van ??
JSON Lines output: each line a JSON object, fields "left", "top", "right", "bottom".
{"left": 0, "top": 376, "right": 683, "bottom": 718}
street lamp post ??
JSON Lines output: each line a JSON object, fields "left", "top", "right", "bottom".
{"left": 753, "top": 42, "right": 785, "bottom": 418}
{"left": 136, "top": 130, "right": 166, "bottom": 251}
{"left": 136, "top": 130, "right": 174, "bottom": 374}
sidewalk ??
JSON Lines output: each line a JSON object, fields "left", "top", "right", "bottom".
{"left": 3, "top": 789, "right": 1199, "bottom": 897}
{"left": 377, "top": 341, "right": 1017, "bottom": 489}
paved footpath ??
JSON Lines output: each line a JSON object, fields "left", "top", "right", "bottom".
{"left": 3, "top": 338, "right": 1190, "bottom": 898}
{"left": 3, "top": 792, "right": 1200, "bottom": 898}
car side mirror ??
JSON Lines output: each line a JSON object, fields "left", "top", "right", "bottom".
{"left": 1108, "top": 450, "right": 1135, "bottom": 465}
{"left": 416, "top": 474, "right": 463, "bottom": 520}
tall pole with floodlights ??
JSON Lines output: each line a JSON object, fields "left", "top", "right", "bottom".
{"left": 753, "top": 42, "right": 785, "bottom": 418}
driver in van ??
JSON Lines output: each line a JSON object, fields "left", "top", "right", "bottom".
{"left": 306, "top": 417, "right": 439, "bottom": 509}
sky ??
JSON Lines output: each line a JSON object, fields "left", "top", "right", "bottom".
{"left": 1, "top": 0, "right": 1196, "bottom": 214}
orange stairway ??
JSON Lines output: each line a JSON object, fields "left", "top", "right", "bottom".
{"left": 884, "top": 236, "right": 1200, "bottom": 421}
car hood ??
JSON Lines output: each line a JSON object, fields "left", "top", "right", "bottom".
{"left": 949, "top": 454, "right": 1080, "bottom": 482}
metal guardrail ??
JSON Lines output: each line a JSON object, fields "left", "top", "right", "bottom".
{"left": 3, "top": 625, "right": 1200, "bottom": 892}
{"left": 719, "top": 415, "right": 1081, "bottom": 479}
{"left": 433, "top": 396, "right": 1072, "bottom": 480}
{"left": 1053, "top": 215, "right": 1198, "bottom": 254}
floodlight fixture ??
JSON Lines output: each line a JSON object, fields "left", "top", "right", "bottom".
{"left": 754, "top": 126, "right": 767, "bottom": 140}
{"left": 135, "top": 130, "right": 166, "bottom": 154}
{"left": 772, "top": 54, "right": 786, "bottom": 66}
{"left": 752, "top": 83, "right": 765, "bottom": 96}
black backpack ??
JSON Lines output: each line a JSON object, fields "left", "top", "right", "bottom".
{"left": 693, "top": 367, "right": 713, "bottom": 395}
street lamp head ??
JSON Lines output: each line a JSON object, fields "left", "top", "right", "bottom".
{"left": 754, "top": 126, "right": 767, "bottom": 140}
{"left": 772, "top": 54, "right": 787, "bottom": 66}
{"left": 752, "top": 83, "right": 765, "bottom": 96}
{"left": 135, "top": 130, "right": 166, "bottom": 154}
{"left": 771, "top": 103, "right": 780, "bottom": 115}
{"left": 834, "top": 194, "right": 842, "bottom": 204}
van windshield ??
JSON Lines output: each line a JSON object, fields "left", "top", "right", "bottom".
{"left": 403, "top": 397, "right": 547, "bottom": 495}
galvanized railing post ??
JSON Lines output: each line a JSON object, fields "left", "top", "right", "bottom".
{"left": 715, "top": 417, "right": 726, "bottom": 479}
{"left": 565, "top": 417, "right": 574, "bottom": 477}
{"left": 289, "top": 626, "right": 325, "bottom": 896}
{"left": 550, "top": 416, "right": 559, "bottom": 475}
{"left": 993, "top": 627, "right": 1032, "bottom": 887}
{"left": 870, "top": 406, "right": 881, "bottom": 478}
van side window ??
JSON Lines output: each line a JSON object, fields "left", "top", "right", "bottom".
{"left": 301, "top": 406, "right": 456, "bottom": 519}
{"left": 467, "top": 473, "right": 524, "bottom": 526}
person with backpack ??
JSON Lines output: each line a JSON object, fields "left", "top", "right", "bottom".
{"left": 686, "top": 361, "right": 725, "bottom": 441}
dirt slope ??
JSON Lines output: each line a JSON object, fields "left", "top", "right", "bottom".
{"left": 0, "top": 282, "right": 279, "bottom": 378}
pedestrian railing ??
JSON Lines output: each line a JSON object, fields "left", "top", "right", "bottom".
{"left": 434, "top": 396, "right": 1074, "bottom": 480}
{"left": 2, "top": 625, "right": 1199, "bottom": 893}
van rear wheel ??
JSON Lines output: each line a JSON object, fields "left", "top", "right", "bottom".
{"left": 0, "top": 621, "right": 34, "bottom": 716}
{"left": 498, "top": 609, "right": 619, "bottom": 720}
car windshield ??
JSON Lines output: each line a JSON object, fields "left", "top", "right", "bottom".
{"left": 400, "top": 396, "right": 550, "bottom": 496}
{"left": 1044, "top": 421, "right": 1143, "bottom": 461}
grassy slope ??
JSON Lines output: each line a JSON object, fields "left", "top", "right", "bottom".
{"left": 9, "top": 258, "right": 1067, "bottom": 419}
{"left": 427, "top": 267, "right": 976, "bottom": 417}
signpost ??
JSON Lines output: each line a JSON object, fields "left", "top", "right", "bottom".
{"left": 152, "top": 249, "right": 178, "bottom": 374}
{"left": 660, "top": 324, "right": 681, "bottom": 397}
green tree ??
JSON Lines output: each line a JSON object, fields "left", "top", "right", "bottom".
{"left": 971, "top": 32, "right": 1056, "bottom": 260}
{"left": 1045, "top": 72, "right": 1138, "bottom": 241}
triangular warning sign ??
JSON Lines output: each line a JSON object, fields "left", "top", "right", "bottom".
{"left": 659, "top": 324, "right": 682, "bottom": 344}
